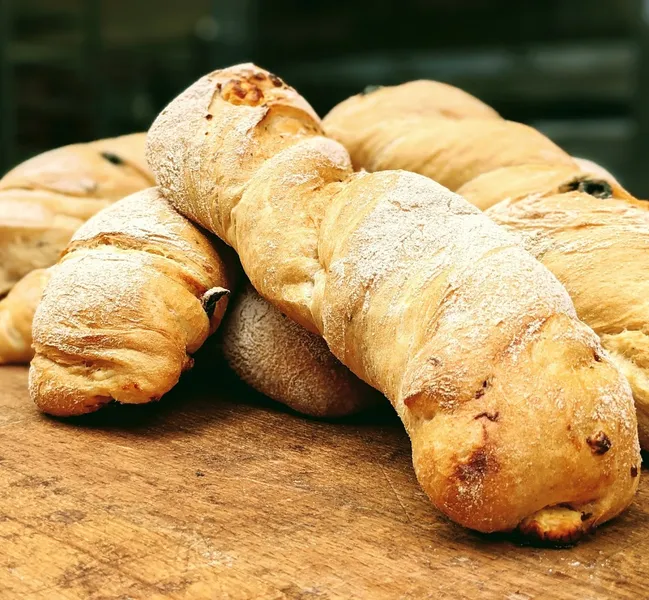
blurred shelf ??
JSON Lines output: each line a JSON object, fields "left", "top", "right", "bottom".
{"left": 534, "top": 117, "right": 634, "bottom": 144}
{"left": 2, "top": 0, "right": 648, "bottom": 191}
{"left": 533, "top": 117, "right": 633, "bottom": 186}
{"left": 282, "top": 41, "right": 635, "bottom": 105}
{"left": 7, "top": 43, "right": 83, "bottom": 67}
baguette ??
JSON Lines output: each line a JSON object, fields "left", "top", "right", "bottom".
{"left": 222, "top": 283, "right": 379, "bottom": 417}
{"left": 145, "top": 63, "right": 640, "bottom": 541}
{"left": 0, "top": 133, "right": 153, "bottom": 295}
{"left": 29, "top": 188, "right": 234, "bottom": 416}
{"left": 323, "top": 82, "right": 649, "bottom": 449}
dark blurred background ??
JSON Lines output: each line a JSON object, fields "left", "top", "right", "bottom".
{"left": 2, "top": 0, "right": 649, "bottom": 195}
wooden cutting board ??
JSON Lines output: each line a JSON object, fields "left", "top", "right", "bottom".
{"left": 1, "top": 364, "right": 647, "bottom": 600}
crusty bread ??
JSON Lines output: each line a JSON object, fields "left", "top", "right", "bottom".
{"left": 324, "top": 88, "right": 629, "bottom": 211}
{"left": 29, "top": 188, "right": 235, "bottom": 416}
{"left": 331, "top": 116, "right": 575, "bottom": 192}
{"left": 0, "top": 130, "right": 378, "bottom": 426}
{"left": 146, "top": 64, "right": 640, "bottom": 541}
{"left": 0, "top": 268, "right": 50, "bottom": 364}
{"left": 333, "top": 80, "right": 500, "bottom": 125}
{"left": 0, "top": 133, "right": 153, "bottom": 295}
{"left": 323, "top": 80, "right": 649, "bottom": 452}
{"left": 487, "top": 192, "right": 649, "bottom": 447}
{"left": 457, "top": 163, "right": 636, "bottom": 212}
{"left": 222, "top": 283, "right": 380, "bottom": 417}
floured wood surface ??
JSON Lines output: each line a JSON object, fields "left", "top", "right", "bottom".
{"left": 0, "top": 364, "right": 647, "bottom": 600}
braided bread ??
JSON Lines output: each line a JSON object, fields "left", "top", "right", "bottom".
{"left": 144, "top": 63, "right": 639, "bottom": 541}
{"left": 323, "top": 82, "right": 649, "bottom": 449}
{"left": 29, "top": 188, "right": 234, "bottom": 416}
{"left": 0, "top": 133, "right": 153, "bottom": 296}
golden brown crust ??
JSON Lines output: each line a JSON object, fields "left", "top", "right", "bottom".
{"left": 457, "top": 164, "right": 635, "bottom": 211}
{"left": 29, "top": 188, "right": 235, "bottom": 416}
{"left": 324, "top": 80, "right": 500, "bottom": 130}
{"left": 327, "top": 116, "right": 574, "bottom": 191}
{"left": 518, "top": 506, "right": 593, "bottom": 546}
{"left": 222, "top": 284, "right": 380, "bottom": 417}
{"left": 146, "top": 63, "right": 640, "bottom": 539}
{"left": 323, "top": 80, "right": 649, "bottom": 457}
{"left": 0, "top": 268, "right": 50, "bottom": 364}
{"left": 0, "top": 133, "right": 154, "bottom": 295}
{"left": 0, "top": 133, "right": 152, "bottom": 204}
{"left": 488, "top": 192, "right": 649, "bottom": 448}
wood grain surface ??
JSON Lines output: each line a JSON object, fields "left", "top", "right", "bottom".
{"left": 1, "top": 361, "right": 648, "bottom": 600}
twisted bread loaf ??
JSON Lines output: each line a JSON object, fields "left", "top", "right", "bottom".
{"left": 0, "top": 133, "right": 153, "bottom": 295}
{"left": 325, "top": 94, "right": 630, "bottom": 205}
{"left": 145, "top": 64, "right": 640, "bottom": 541}
{"left": 29, "top": 188, "right": 234, "bottom": 416}
{"left": 323, "top": 82, "right": 649, "bottom": 449}
{"left": 222, "top": 284, "right": 379, "bottom": 417}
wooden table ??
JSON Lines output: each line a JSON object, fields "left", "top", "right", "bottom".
{"left": 1, "top": 364, "right": 648, "bottom": 600}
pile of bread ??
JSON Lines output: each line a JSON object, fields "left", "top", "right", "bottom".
{"left": 2, "top": 64, "right": 648, "bottom": 545}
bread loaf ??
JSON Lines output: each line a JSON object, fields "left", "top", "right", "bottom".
{"left": 30, "top": 188, "right": 234, "bottom": 416}
{"left": 145, "top": 64, "right": 640, "bottom": 541}
{"left": 0, "top": 132, "right": 372, "bottom": 421}
{"left": 222, "top": 283, "right": 380, "bottom": 417}
{"left": 324, "top": 86, "right": 632, "bottom": 210}
{"left": 323, "top": 81, "right": 649, "bottom": 450}
{"left": 0, "top": 133, "right": 153, "bottom": 295}
{"left": 0, "top": 268, "right": 50, "bottom": 364}
{"left": 488, "top": 192, "right": 649, "bottom": 447}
